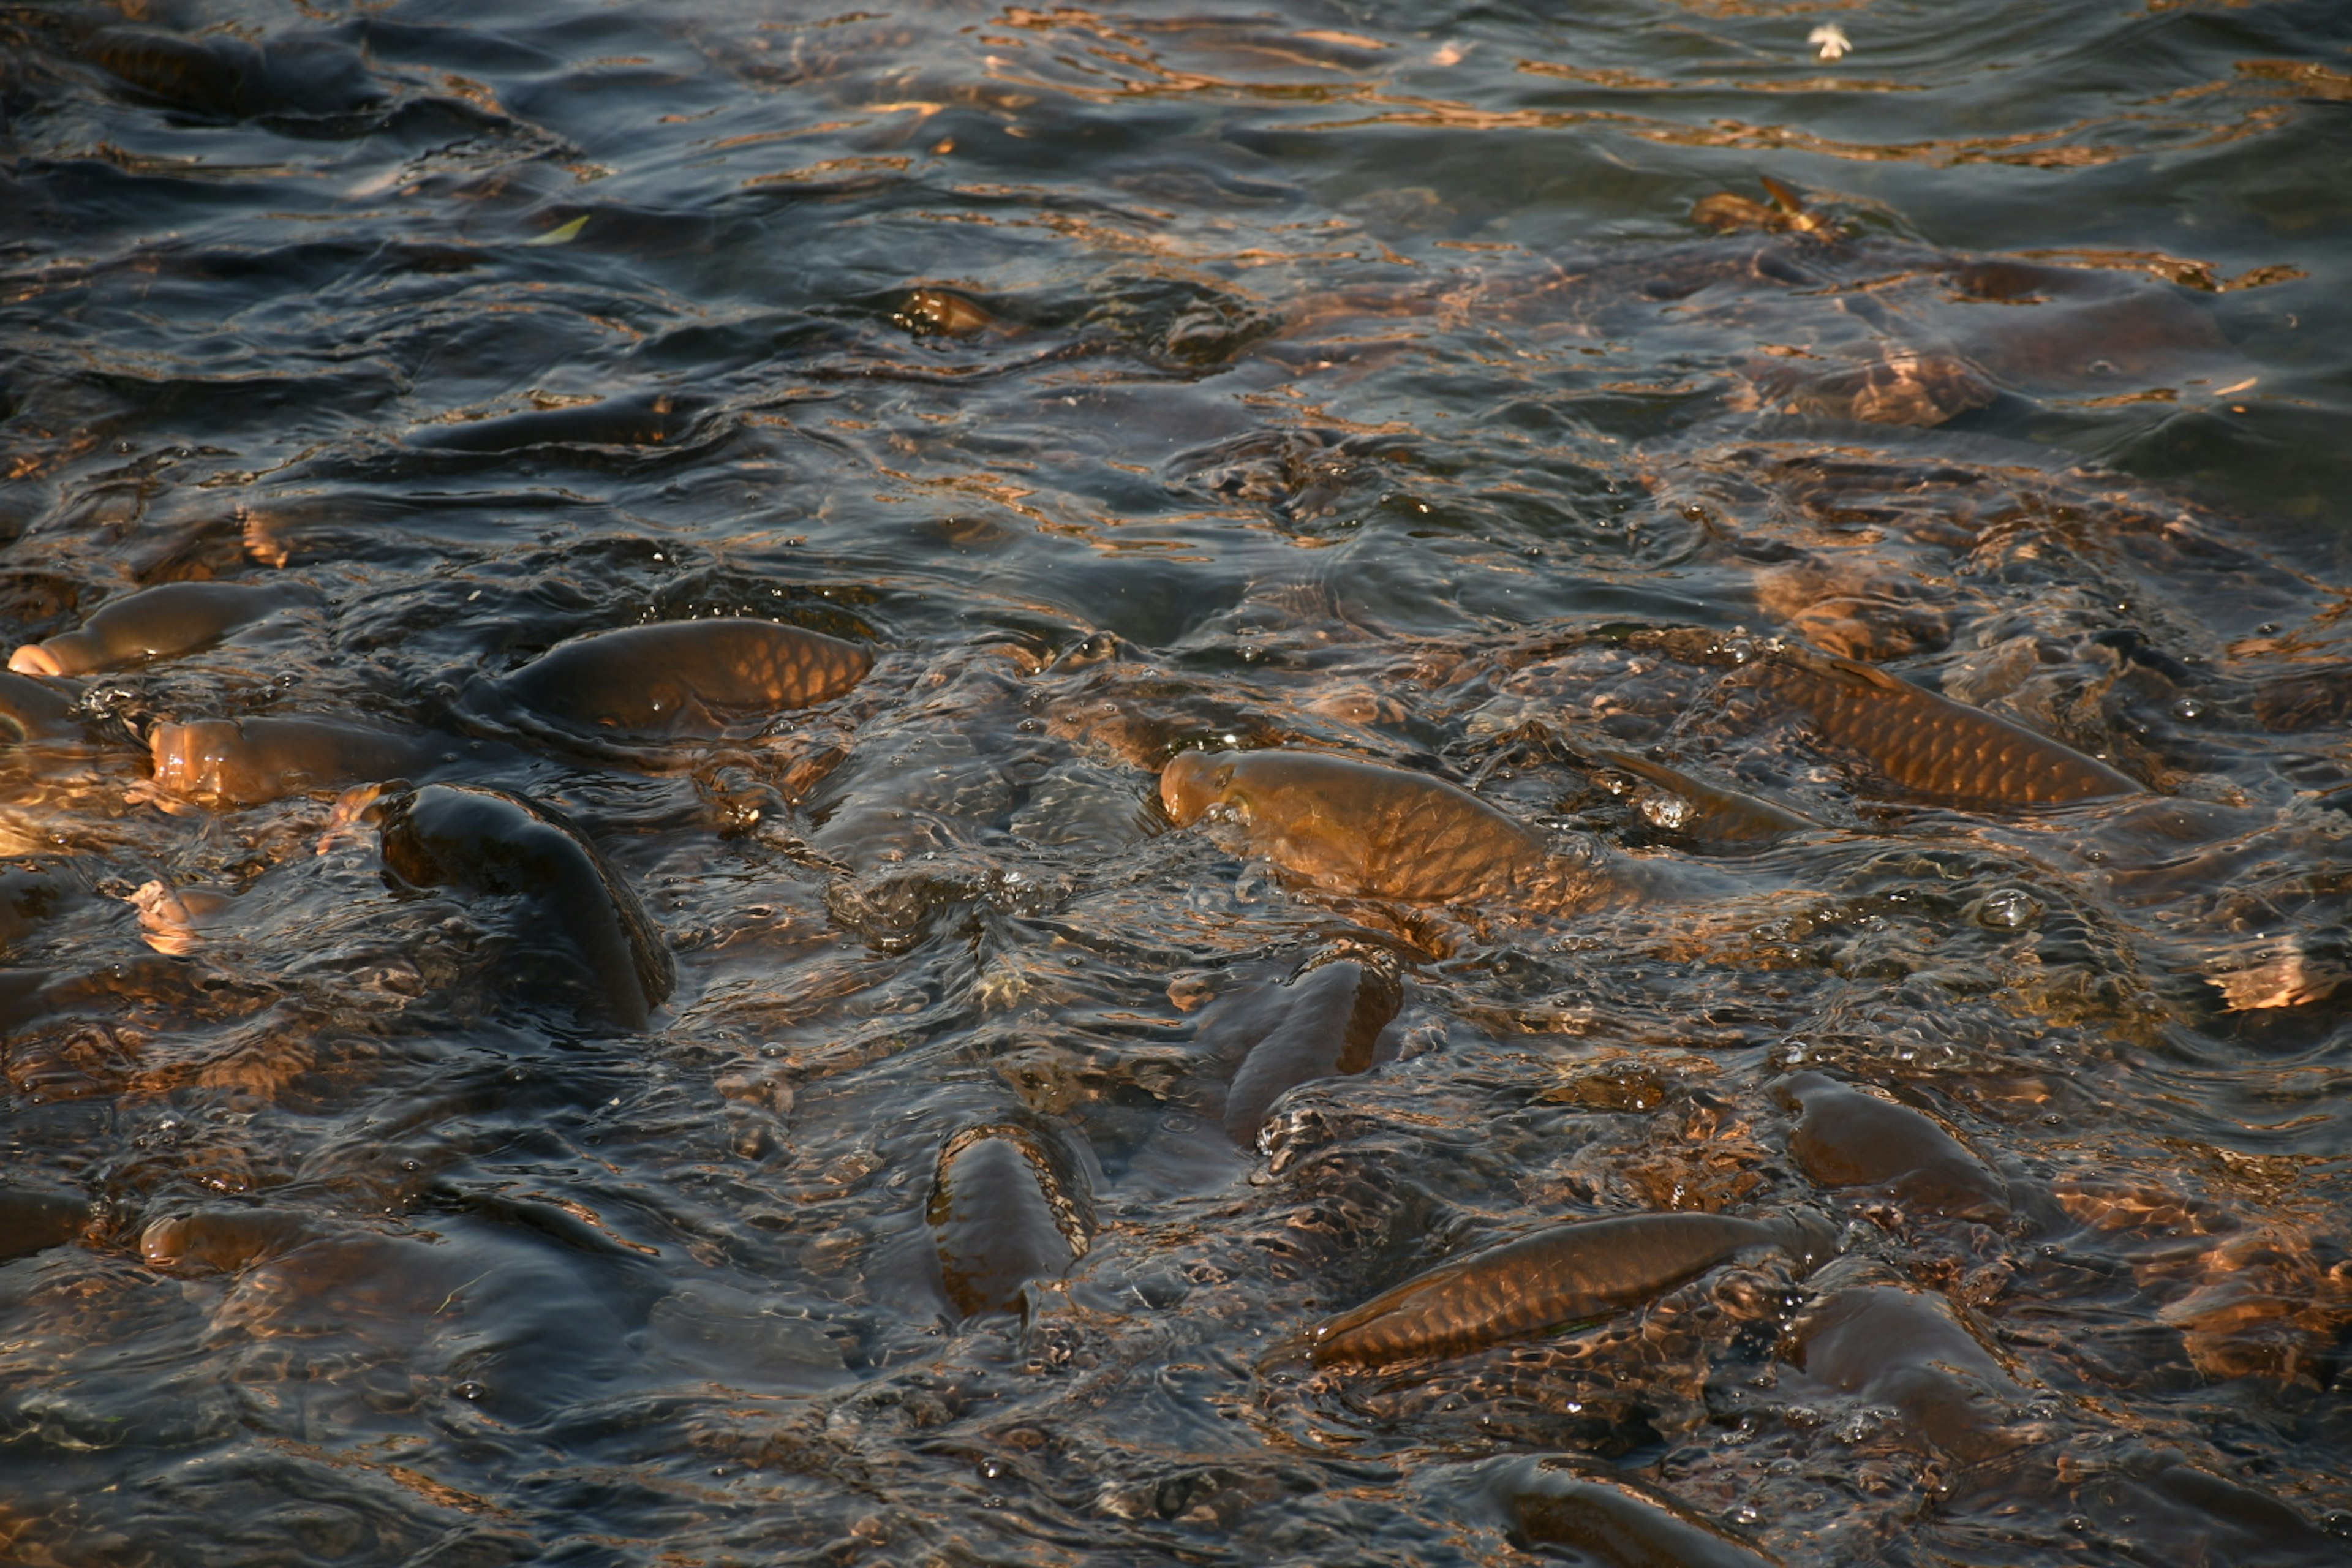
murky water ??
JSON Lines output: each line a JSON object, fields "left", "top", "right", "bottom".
{"left": 3, "top": 0, "right": 2351, "bottom": 1562}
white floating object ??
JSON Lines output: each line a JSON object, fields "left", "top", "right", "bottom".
{"left": 1809, "top": 23, "right": 1852, "bottom": 61}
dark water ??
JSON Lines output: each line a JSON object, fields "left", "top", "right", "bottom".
{"left": 4, "top": 0, "right": 2352, "bottom": 1562}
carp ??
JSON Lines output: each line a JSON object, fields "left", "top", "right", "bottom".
{"left": 148, "top": 717, "right": 433, "bottom": 807}
{"left": 927, "top": 1121, "right": 1093, "bottom": 1317}
{"left": 1463, "top": 1455, "right": 1781, "bottom": 1567}
{"left": 487, "top": 618, "right": 871, "bottom": 744}
{"left": 375, "top": 783, "right": 674, "bottom": 1029}
{"left": 1, "top": 1185, "right": 91, "bottom": 1262}
{"left": 1752, "top": 647, "right": 2140, "bottom": 809}
{"left": 9, "top": 581, "right": 307, "bottom": 676}
{"left": 1309, "top": 1209, "right": 1835, "bottom": 1367}
{"left": 1772, "top": 1072, "right": 2010, "bottom": 1221}
{"left": 1210, "top": 950, "right": 1403, "bottom": 1147}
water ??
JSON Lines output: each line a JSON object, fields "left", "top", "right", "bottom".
{"left": 3, "top": 0, "right": 2351, "bottom": 1562}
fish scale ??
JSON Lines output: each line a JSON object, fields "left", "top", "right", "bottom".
{"left": 1756, "top": 649, "right": 2140, "bottom": 808}
{"left": 1310, "top": 1210, "right": 1833, "bottom": 1366}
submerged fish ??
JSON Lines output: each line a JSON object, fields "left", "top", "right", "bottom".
{"left": 1309, "top": 1210, "right": 1834, "bottom": 1367}
{"left": 487, "top": 618, "right": 872, "bottom": 744}
{"left": 1787, "top": 1278, "right": 2024, "bottom": 1466}
{"left": 895, "top": 288, "right": 1001, "bottom": 338}
{"left": 0, "top": 1185, "right": 91, "bottom": 1262}
{"left": 1772, "top": 1072, "right": 2009, "bottom": 1221}
{"left": 1462, "top": 1455, "right": 1781, "bottom": 1568}
{"left": 927, "top": 1121, "right": 1093, "bottom": 1317}
{"left": 1585, "top": 745, "right": 1815, "bottom": 850}
{"left": 1751, "top": 647, "right": 2140, "bottom": 809}
{"left": 9, "top": 581, "right": 306, "bottom": 676}
{"left": 0, "top": 673, "right": 84, "bottom": 742}
{"left": 375, "top": 783, "right": 674, "bottom": 1029}
{"left": 1212, "top": 949, "right": 1404, "bottom": 1147}
{"left": 78, "top": 25, "right": 384, "bottom": 120}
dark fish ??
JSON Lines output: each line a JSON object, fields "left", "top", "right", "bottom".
{"left": 148, "top": 717, "right": 433, "bottom": 807}
{"left": 1753, "top": 647, "right": 2140, "bottom": 809}
{"left": 1160, "top": 748, "right": 1563, "bottom": 905}
{"left": 927, "top": 1123, "right": 1092, "bottom": 1317}
{"left": 1310, "top": 1210, "right": 1834, "bottom": 1367}
{"left": 0, "top": 1186, "right": 90, "bottom": 1262}
{"left": 377, "top": 783, "right": 674, "bottom": 1029}
{"left": 0, "top": 868, "right": 82, "bottom": 951}
{"left": 0, "top": 672, "right": 84, "bottom": 741}
{"left": 1213, "top": 950, "right": 1403, "bottom": 1147}
{"left": 1757, "top": 350, "right": 1999, "bottom": 428}
{"left": 2252, "top": 664, "right": 2352, "bottom": 733}
{"left": 895, "top": 288, "right": 1000, "bottom": 337}
{"left": 1772, "top": 1072, "right": 2008, "bottom": 1221}
{"left": 9, "top": 581, "right": 305, "bottom": 676}
{"left": 1789, "top": 1282, "right": 2022, "bottom": 1464}
{"left": 1469, "top": 1455, "right": 1782, "bottom": 1568}
{"left": 494, "top": 619, "right": 871, "bottom": 742}
{"left": 1585, "top": 746, "right": 1815, "bottom": 850}
{"left": 410, "top": 391, "right": 695, "bottom": 453}
{"left": 79, "top": 26, "right": 382, "bottom": 119}
{"left": 1943, "top": 258, "right": 2239, "bottom": 393}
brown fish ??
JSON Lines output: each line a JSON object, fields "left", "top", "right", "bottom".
{"left": 927, "top": 1123, "right": 1092, "bottom": 1317}
{"left": 1469, "top": 1456, "right": 1782, "bottom": 1567}
{"left": 376, "top": 783, "right": 674, "bottom": 1029}
{"left": 140, "top": 1206, "right": 315, "bottom": 1275}
{"left": 1772, "top": 1072, "right": 2008, "bottom": 1221}
{"left": 412, "top": 391, "right": 692, "bottom": 453}
{"left": 1214, "top": 950, "right": 1403, "bottom": 1146}
{"left": 147, "top": 717, "right": 432, "bottom": 807}
{"left": 9, "top": 581, "right": 305, "bottom": 676}
{"left": 0, "top": 673, "right": 83, "bottom": 741}
{"left": 1586, "top": 746, "right": 1815, "bottom": 850}
{"left": 494, "top": 618, "right": 871, "bottom": 742}
{"left": 1309, "top": 1210, "right": 1835, "bottom": 1367}
{"left": 1789, "top": 1281, "right": 2023, "bottom": 1465}
{"left": 1753, "top": 647, "right": 2139, "bottom": 809}
{"left": 895, "top": 287, "right": 1000, "bottom": 338}
{"left": 1, "top": 1185, "right": 91, "bottom": 1262}
{"left": 1161, "top": 748, "right": 1588, "bottom": 907}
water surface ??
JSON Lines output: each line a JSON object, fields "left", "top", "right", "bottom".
{"left": 3, "top": 0, "right": 2351, "bottom": 1562}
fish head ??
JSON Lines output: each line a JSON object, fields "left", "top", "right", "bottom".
{"left": 146, "top": 718, "right": 240, "bottom": 798}
{"left": 1161, "top": 748, "right": 1242, "bottom": 826}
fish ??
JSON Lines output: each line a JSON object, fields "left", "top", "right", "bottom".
{"left": 146, "top": 717, "right": 434, "bottom": 807}
{"left": 375, "top": 783, "right": 674, "bottom": 1029}
{"left": 1, "top": 1185, "right": 91, "bottom": 1262}
{"left": 1212, "top": 949, "right": 1403, "bottom": 1146}
{"left": 1463, "top": 1455, "right": 1782, "bottom": 1567}
{"left": 1308, "top": 1210, "right": 1836, "bottom": 1367}
{"left": 488, "top": 618, "right": 872, "bottom": 744}
{"left": 78, "top": 25, "right": 383, "bottom": 120}
{"left": 1788, "top": 1279, "right": 2024, "bottom": 1466}
{"left": 410, "top": 391, "right": 695, "bottom": 453}
{"left": 9, "top": 581, "right": 307, "bottom": 676}
{"left": 1160, "top": 747, "right": 1595, "bottom": 907}
{"left": 895, "top": 288, "right": 1000, "bottom": 337}
{"left": 1771, "top": 1072, "right": 2009, "bottom": 1221}
{"left": 0, "top": 673, "right": 84, "bottom": 741}
{"left": 140, "top": 1206, "right": 315, "bottom": 1275}
{"left": 927, "top": 1122, "right": 1093, "bottom": 1317}
{"left": 1751, "top": 646, "right": 2141, "bottom": 809}
{"left": 1583, "top": 745, "right": 1815, "bottom": 850}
